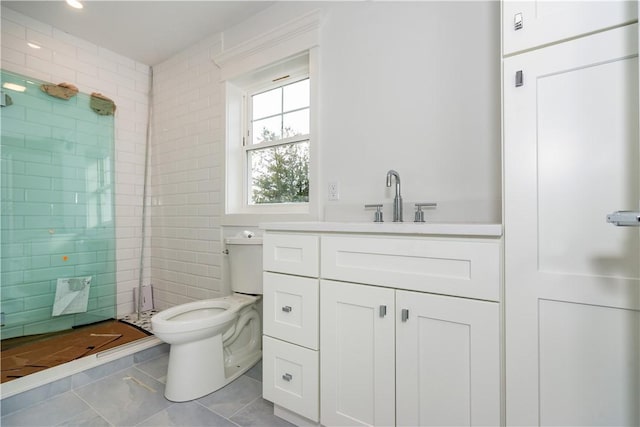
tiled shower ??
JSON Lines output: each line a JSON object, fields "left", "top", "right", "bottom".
{"left": 1, "top": 69, "right": 117, "bottom": 339}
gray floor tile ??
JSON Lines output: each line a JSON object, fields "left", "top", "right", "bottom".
{"left": 229, "top": 398, "right": 295, "bottom": 427}
{"left": 55, "top": 406, "right": 111, "bottom": 427}
{"left": 137, "top": 401, "right": 238, "bottom": 427}
{"left": 197, "top": 375, "right": 262, "bottom": 418}
{"left": 71, "top": 355, "right": 134, "bottom": 389}
{"left": 244, "top": 360, "right": 262, "bottom": 383}
{"left": 74, "top": 366, "right": 171, "bottom": 426}
{"left": 1, "top": 391, "right": 92, "bottom": 427}
{"left": 0, "top": 377, "right": 72, "bottom": 417}
{"left": 134, "top": 353, "right": 169, "bottom": 384}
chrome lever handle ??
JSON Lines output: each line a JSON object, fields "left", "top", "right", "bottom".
{"left": 365, "top": 204, "right": 384, "bottom": 223}
{"left": 414, "top": 202, "right": 437, "bottom": 223}
{"left": 607, "top": 211, "right": 640, "bottom": 227}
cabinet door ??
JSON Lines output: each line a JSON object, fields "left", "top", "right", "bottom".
{"left": 396, "top": 291, "right": 500, "bottom": 427}
{"left": 503, "top": 0, "right": 637, "bottom": 55}
{"left": 504, "top": 26, "right": 639, "bottom": 426}
{"left": 320, "top": 280, "right": 395, "bottom": 427}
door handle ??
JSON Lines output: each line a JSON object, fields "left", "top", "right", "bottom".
{"left": 607, "top": 211, "right": 640, "bottom": 227}
{"left": 379, "top": 305, "right": 387, "bottom": 318}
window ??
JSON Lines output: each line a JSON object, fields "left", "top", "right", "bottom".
{"left": 215, "top": 10, "right": 320, "bottom": 223}
{"left": 224, "top": 51, "right": 316, "bottom": 220}
{"left": 247, "top": 77, "right": 310, "bottom": 205}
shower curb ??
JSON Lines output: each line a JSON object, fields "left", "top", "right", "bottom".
{"left": 0, "top": 338, "right": 167, "bottom": 416}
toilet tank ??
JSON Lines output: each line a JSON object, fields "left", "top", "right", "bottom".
{"left": 225, "top": 237, "right": 263, "bottom": 294}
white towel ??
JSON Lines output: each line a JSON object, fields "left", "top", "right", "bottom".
{"left": 52, "top": 277, "right": 92, "bottom": 316}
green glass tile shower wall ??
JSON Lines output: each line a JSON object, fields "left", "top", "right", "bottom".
{"left": 1, "top": 70, "right": 116, "bottom": 339}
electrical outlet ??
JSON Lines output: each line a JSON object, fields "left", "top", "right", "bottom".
{"left": 328, "top": 181, "right": 340, "bottom": 201}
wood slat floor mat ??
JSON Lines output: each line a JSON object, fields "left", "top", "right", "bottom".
{"left": 1, "top": 320, "right": 151, "bottom": 383}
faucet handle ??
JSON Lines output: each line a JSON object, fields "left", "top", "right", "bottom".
{"left": 364, "top": 204, "right": 384, "bottom": 223}
{"left": 414, "top": 202, "right": 437, "bottom": 223}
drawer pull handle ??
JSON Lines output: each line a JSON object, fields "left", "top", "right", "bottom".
{"left": 401, "top": 309, "right": 409, "bottom": 322}
{"left": 282, "top": 306, "right": 292, "bottom": 313}
{"left": 282, "top": 373, "right": 293, "bottom": 382}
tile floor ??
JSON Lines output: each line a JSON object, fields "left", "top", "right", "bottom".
{"left": 1, "top": 349, "right": 293, "bottom": 427}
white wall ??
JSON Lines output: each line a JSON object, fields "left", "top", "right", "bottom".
{"left": 224, "top": 1, "right": 501, "bottom": 223}
{"left": 1, "top": 7, "right": 151, "bottom": 316}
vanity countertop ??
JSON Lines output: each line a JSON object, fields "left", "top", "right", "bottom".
{"left": 259, "top": 221, "right": 503, "bottom": 237}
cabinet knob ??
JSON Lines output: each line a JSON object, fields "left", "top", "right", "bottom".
{"left": 401, "top": 309, "right": 409, "bottom": 322}
{"left": 282, "top": 306, "right": 292, "bottom": 313}
{"left": 282, "top": 373, "right": 293, "bottom": 382}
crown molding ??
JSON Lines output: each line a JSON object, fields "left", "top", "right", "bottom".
{"left": 213, "top": 9, "right": 321, "bottom": 80}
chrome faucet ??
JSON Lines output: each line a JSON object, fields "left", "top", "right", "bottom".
{"left": 386, "top": 170, "right": 403, "bottom": 222}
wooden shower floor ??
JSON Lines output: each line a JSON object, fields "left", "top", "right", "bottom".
{"left": 1, "top": 320, "right": 151, "bottom": 383}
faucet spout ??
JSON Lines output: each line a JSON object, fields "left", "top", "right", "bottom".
{"left": 386, "top": 170, "right": 403, "bottom": 222}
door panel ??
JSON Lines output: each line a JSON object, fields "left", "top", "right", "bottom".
{"left": 320, "top": 280, "right": 395, "bottom": 427}
{"left": 538, "top": 300, "right": 639, "bottom": 425}
{"left": 536, "top": 57, "right": 639, "bottom": 279}
{"left": 504, "top": 24, "right": 640, "bottom": 426}
{"left": 396, "top": 291, "right": 500, "bottom": 427}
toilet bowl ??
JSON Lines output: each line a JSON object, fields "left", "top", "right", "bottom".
{"left": 151, "top": 236, "right": 263, "bottom": 402}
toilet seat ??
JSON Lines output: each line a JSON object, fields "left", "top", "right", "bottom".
{"left": 152, "top": 293, "right": 258, "bottom": 335}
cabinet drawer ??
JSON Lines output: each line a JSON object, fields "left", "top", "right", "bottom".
{"left": 321, "top": 235, "right": 501, "bottom": 302}
{"left": 263, "top": 233, "right": 319, "bottom": 277}
{"left": 263, "top": 272, "right": 319, "bottom": 350}
{"left": 263, "top": 336, "right": 319, "bottom": 422}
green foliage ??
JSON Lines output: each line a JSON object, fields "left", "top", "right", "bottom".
{"left": 251, "top": 127, "right": 309, "bottom": 204}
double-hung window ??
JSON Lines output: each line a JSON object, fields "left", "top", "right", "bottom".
{"left": 245, "top": 76, "right": 310, "bottom": 206}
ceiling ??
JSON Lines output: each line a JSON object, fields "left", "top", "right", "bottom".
{"left": 2, "top": 1, "right": 276, "bottom": 65}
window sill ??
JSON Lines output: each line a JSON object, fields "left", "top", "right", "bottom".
{"left": 222, "top": 211, "right": 319, "bottom": 227}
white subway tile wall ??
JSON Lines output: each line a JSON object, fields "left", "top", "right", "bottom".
{"left": 1, "top": 6, "right": 152, "bottom": 317}
{"left": 150, "top": 33, "right": 224, "bottom": 309}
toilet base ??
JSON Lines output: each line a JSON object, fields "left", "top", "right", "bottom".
{"left": 163, "top": 333, "right": 262, "bottom": 402}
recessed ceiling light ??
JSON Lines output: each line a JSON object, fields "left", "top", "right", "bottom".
{"left": 66, "top": 0, "right": 83, "bottom": 9}
{"left": 27, "top": 42, "right": 41, "bottom": 49}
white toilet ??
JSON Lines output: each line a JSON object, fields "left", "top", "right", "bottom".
{"left": 151, "top": 236, "right": 263, "bottom": 402}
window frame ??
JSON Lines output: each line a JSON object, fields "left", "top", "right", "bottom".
{"left": 243, "top": 73, "right": 311, "bottom": 207}
{"left": 223, "top": 49, "right": 319, "bottom": 225}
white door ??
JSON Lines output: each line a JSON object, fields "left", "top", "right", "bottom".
{"left": 504, "top": 24, "right": 640, "bottom": 426}
{"left": 395, "top": 291, "right": 500, "bottom": 427}
{"left": 320, "top": 280, "right": 395, "bottom": 426}
{"left": 502, "top": 0, "right": 637, "bottom": 55}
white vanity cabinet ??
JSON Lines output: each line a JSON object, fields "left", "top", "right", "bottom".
{"left": 502, "top": 0, "right": 637, "bottom": 56}
{"left": 320, "top": 235, "right": 501, "bottom": 427}
{"left": 261, "top": 226, "right": 503, "bottom": 427}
